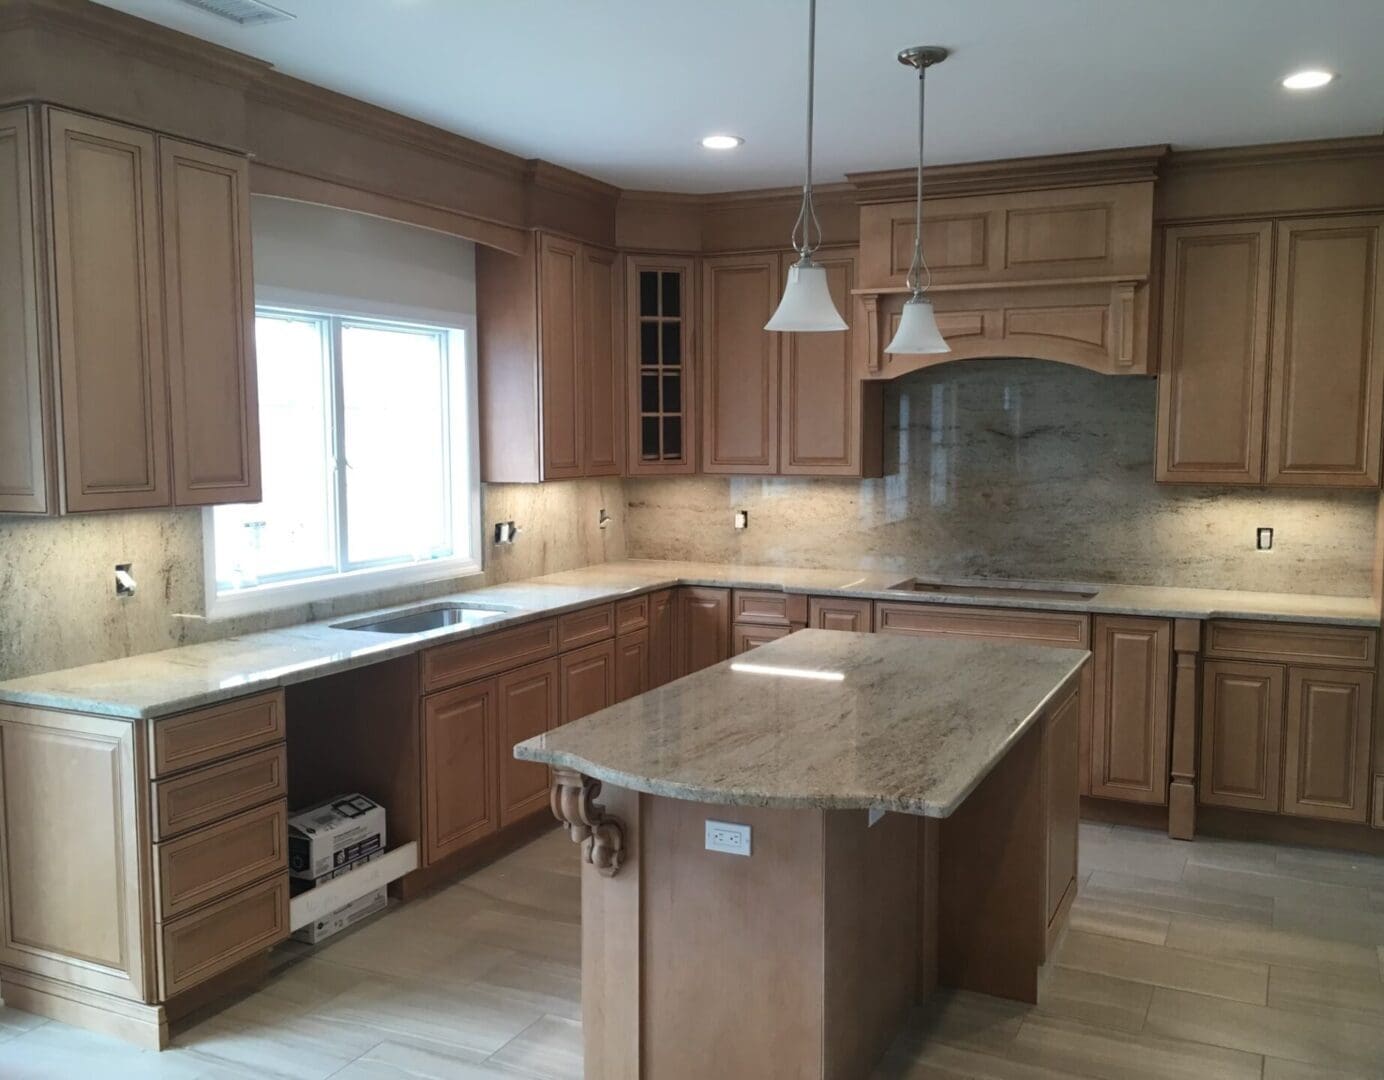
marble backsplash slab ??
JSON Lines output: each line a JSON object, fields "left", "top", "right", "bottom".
{"left": 626, "top": 359, "right": 1379, "bottom": 597}
{"left": 0, "top": 479, "right": 625, "bottom": 680}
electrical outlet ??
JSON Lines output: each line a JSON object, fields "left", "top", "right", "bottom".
{"left": 598, "top": 508, "right": 611, "bottom": 529}
{"left": 733, "top": 509, "right": 749, "bottom": 530}
{"left": 1256, "top": 526, "right": 1274, "bottom": 551}
{"left": 493, "top": 521, "right": 519, "bottom": 545}
{"left": 705, "top": 819, "right": 751, "bottom": 856}
{"left": 114, "top": 563, "right": 136, "bottom": 598}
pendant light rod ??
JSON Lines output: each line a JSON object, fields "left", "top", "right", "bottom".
{"left": 898, "top": 46, "right": 948, "bottom": 296}
{"left": 791, "top": 0, "right": 823, "bottom": 259}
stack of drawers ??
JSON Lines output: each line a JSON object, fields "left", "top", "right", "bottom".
{"left": 148, "top": 690, "right": 290, "bottom": 999}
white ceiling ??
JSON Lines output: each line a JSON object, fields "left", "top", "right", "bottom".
{"left": 96, "top": 0, "right": 1384, "bottom": 193}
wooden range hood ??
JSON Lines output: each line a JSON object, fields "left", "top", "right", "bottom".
{"left": 849, "top": 145, "right": 1170, "bottom": 378}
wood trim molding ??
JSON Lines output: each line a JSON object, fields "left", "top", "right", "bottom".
{"left": 550, "top": 767, "right": 627, "bottom": 877}
{"left": 1167, "top": 618, "right": 1202, "bottom": 840}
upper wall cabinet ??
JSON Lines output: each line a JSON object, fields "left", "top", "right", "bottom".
{"left": 626, "top": 255, "right": 696, "bottom": 475}
{"left": 700, "top": 247, "right": 882, "bottom": 478}
{"left": 476, "top": 231, "right": 624, "bottom": 483}
{"left": 0, "top": 106, "right": 260, "bottom": 515}
{"left": 1156, "top": 214, "right": 1384, "bottom": 488}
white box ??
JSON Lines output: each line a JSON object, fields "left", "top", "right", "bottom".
{"left": 288, "top": 793, "right": 386, "bottom": 882}
{"left": 291, "top": 885, "right": 387, "bottom": 944}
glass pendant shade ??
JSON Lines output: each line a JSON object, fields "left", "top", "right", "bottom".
{"left": 885, "top": 295, "right": 949, "bottom": 354}
{"left": 765, "top": 259, "right": 847, "bottom": 332}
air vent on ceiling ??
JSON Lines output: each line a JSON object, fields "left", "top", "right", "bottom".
{"left": 176, "top": 0, "right": 295, "bottom": 25}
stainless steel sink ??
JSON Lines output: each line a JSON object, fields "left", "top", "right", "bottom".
{"left": 909, "top": 581, "right": 1098, "bottom": 602}
{"left": 333, "top": 602, "right": 514, "bottom": 634}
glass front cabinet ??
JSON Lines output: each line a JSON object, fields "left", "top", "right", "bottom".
{"left": 626, "top": 255, "right": 696, "bottom": 474}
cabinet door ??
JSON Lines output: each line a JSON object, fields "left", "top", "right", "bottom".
{"left": 647, "top": 588, "right": 676, "bottom": 689}
{"left": 732, "top": 623, "right": 791, "bottom": 655}
{"left": 538, "top": 233, "right": 583, "bottom": 480}
{"left": 778, "top": 249, "right": 880, "bottom": 477}
{"left": 1155, "top": 222, "right": 1273, "bottom": 484}
{"left": 159, "top": 138, "right": 260, "bottom": 506}
{"left": 1090, "top": 616, "right": 1172, "bottom": 804}
{"left": 581, "top": 245, "right": 624, "bottom": 476}
{"left": 675, "top": 586, "right": 731, "bottom": 677}
{"left": 0, "top": 107, "right": 52, "bottom": 514}
{"left": 0, "top": 705, "right": 150, "bottom": 1002}
{"left": 1199, "top": 660, "right": 1285, "bottom": 812}
{"left": 422, "top": 679, "right": 498, "bottom": 864}
{"left": 1044, "top": 686, "right": 1081, "bottom": 943}
{"left": 1282, "top": 667, "right": 1374, "bottom": 822}
{"left": 614, "top": 628, "right": 650, "bottom": 703}
{"left": 1267, "top": 216, "right": 1384, "bottom": 487}
{"left": 561, "top": 639, "right": 616, "bottom": 724}
{"left": 496, "top": 658, "right": 560, "bottom": 827}
{"left": 808, "top": 597, "right": 872, "bottom": 633}
{"left": 627, "top": 257, "right": 696, "bottom": 475}
{"left": 701, "top": 253, "right": 779, "bottom": 473}
{"left": 46, "top": 108, "right": 170, "bottom": 511}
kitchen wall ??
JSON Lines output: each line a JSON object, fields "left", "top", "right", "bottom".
{"left": 0, "top": 480, "right": 625, "bottom": 681}
{"left": 626, "top": 358, "right": 1379, "bottom": 596}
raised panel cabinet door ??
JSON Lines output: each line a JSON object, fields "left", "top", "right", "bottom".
{"left": 1090, "top": 616, "right": 1172, "bottom": 805}
{"left": 675, "top": 586, "right": 731, "bottom": 678}
{"left": 422, "top": 679, "right": 499, "bottom": 864}
{"left": 1198, "top": 660, "right": 1285, "bottom": 812}
{"left": 701, "top": 253, "right": 779, "bottom": 474}
{"left": 560, "top": 639, "right": 616, "bottom": 725}
{"left": 626, "top": 256, "right": 697, "bottom": 475}
{"left": 159, "top": 138, "right": 260, "bottom": 506}
{"left": 808, "top": 597, "right": 872, "bottom": 633}
{"left": 538, "top": 233, "right": 584, "bottom": 480}
{"left": 495, "top": 658, "right": 560, "bottom": 828}
{"left": 1155, "top": 221, "right": 1273, "bottom": 484}
{"left": 1267, "top": 215, "right": 1384, "bottom": 487}
{"left": 614, "top": 628, "right": 650, "bottom": 703}
{"left": 581, "top": 245, "right": 624, "bottom": 476}
{"left": 1044, "top": 686, "right": 1081, "bottom": 939}
{"left": 0, "top": 107, "right": 53, "bottom": 514}
{"left": 732, "top": 623, "right": 792, "bottom": 655}
{"left": 1282, "top": 667, "right": 1374, "bottom": 823}
{"left": 0, "top": 705, "right": 150, "bottom": 1001}
{"left": 45, "top": 108, "right": 171, "bottom": 511}
{"left": 647, "top": 588, "right": 676, "bottom": 689}
{"left": 778, "top": 248, "right": 880, "bottom": 477}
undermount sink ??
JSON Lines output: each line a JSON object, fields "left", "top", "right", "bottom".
{"left": 909, "top": 581, "right": 1098, "bottom": 603}
{"left": 333, "top": 602, "right": 514, "bottom": 634}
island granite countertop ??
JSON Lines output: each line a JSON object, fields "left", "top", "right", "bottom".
{"left": 0, "top": 558, "right": 1374, "bottom": 720}
{"left": 516, "top": 629, "right": 1088, "bottom": 818}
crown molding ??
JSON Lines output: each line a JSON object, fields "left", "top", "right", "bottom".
{"left": 1162, "top": 134, "right": 1384, "bottom": 172}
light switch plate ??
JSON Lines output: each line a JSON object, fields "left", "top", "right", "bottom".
{"left": 705, "top": 819, "right": 751, "bottom": 856}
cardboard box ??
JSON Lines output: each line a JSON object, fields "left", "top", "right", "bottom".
{"left": 288, "top": 793, "right": 386, "bottom": 882}
{"left": 289, "top": 849, "right": 383, "bottom": 896}
{"left": 291, "top": 884, "right": 387, "bottom": 944}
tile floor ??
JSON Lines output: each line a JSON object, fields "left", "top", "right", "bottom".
{"left": 3, "top": 822, "right": 1384, "bottom": 1078}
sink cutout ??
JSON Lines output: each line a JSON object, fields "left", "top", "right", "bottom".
{"left": 910, "top": 582, "right": 1097, "bottom": 602}
{"left": 334, "top": 602, "right": 513, "bottom": 634}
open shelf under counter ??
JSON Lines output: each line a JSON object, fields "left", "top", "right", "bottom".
{"left": 288, "top": 841, "right": 420, "bottom": 933}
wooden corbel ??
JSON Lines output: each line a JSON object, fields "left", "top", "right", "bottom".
{"left": 550, "top": 767, "right": 627, "bottom": 877}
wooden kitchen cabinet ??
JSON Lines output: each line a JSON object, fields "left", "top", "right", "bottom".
{"left": 1266, "top": 216, "right": 1384, "bottom": 487}
{"left": 1199, "top": 660, "right": 1284, "bottom": 812}
{"left": 581, "top": 244, "right": 624, "bottom": 476}
{"left": 1043, "top": 683, "right": 1081, "bottom": 950}
{"left": 422, "top": 678, "right": 499, "bottom": 863}
{"left": 647, "top": 588, "right": 676, "bottom": 689}
{"left": 701, "top": 252, "right": 780, "bottom": 473}
{"left": 1155, "top": 222, "right": 1273, "bottom": 484}
{"left": 1090, "top": 616, "right": 1172, "bottom": 805}
{"left": 560, "top": 639, "right": 616, "bottom": 724}
{"left": 808, "top": 597, "right": 872, "bottom": 633}
{"left": 674, "top": 586, "right": 731, "bottom": 678}
{"left": 614, "top": 628, "right": 650, "bottom": 702}
{"left": 627, "top": 256, "right": 696, "bottom": 474}
{"left": 1282, "top": 667, "right": 1374, "bottom": 823}
{"left": 495, "top": 658, "right": 560, "bottom": 827}
{"left": 732, "top": 623, "right": 792, "bottom": 654}
{"left": 537, "top": 234, "right": 582, "bottom": 479}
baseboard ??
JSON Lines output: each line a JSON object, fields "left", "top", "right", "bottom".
{"left": 0, "top": 967, "right": 167, "bottom": 1050}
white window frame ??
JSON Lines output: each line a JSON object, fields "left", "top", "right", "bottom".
{"left": 203, "top": 287, "right": 482, "bottom": 620}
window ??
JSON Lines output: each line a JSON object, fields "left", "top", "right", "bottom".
{"left": 207, "top": 305, "right": 480, "bottom": 618}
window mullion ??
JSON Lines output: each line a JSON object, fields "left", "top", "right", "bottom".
{"left": 330, "top": 316, "right": 350, "bottom": 572}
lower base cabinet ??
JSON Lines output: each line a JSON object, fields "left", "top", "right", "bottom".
{"left": 648, "top": 589, "right": 676, "bottom": 689}
{"left": 674, "top": 587, "right": 731, "bottom": 678}
{"left": 807, "top": 597, "right": 872, "bottom": 632}
{"left": 423, "top": 679, "right": 499, "bottom": 863}
{"left": 733, "top": 623, "right": 791, "bottom": 654}
{"left": 1090, "top": 616, "right": 1172, "bottom": 805}
{"left": 1200, "top": 660, "right": 1285, "bottom": 812}
{"left": 496, "top": 659, "right": 561, "bottom": 828}
{"left": 561, "top": 639, "right": 616, "bottom": 723}
{"left": 1282, "top": 667, "right": 1374, "bottom": 823}
{"left": 1043, "top": 683, "right": 1082, "bottom": 947}
{"left": 615, "top": 628, "right": 650, "bottom": 702}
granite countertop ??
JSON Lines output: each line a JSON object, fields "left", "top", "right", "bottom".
{"left": 517, "top": 629, "right": 1087, "bottom": 817}
{"left": 0, "top": 558, "right": 1375, "bottom": 721}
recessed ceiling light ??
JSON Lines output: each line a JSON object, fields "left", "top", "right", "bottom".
{"left": 700, "top": 134, "right": 744, "bottom": 151}
{"left": 1281, "top": 69, "right": 1335, "bottom": 90}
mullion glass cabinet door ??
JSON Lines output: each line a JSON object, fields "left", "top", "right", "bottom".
{"left": 626, "top": 257, "right": 696, "bottom": 474}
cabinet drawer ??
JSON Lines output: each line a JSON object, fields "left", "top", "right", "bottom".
{"left": 558, "top": 604, "right": 615, "bottom": 650}
{"left": 733, "top": 623, "right": 792, "bottom": 654}
{"left": 615, "top": 595, "right": 650, "bottom": 634}
{"left": 808, "top": 597, "right": 873, "bottom": 633}
{"left": 155, "top": 800, "right": 288, "bottom": 920}
{"left": 874, "top": 602, "right": 1089, "bottom": 649}
{"left": 732, "top": 589, "right": 807, "bottom": 627}
{"left": 151, "top": 743, "right": 287, "bottom": 840}
{"left": 158, "top": 873, "right": 289, "bottom": 999}
{"left": 151, "top": 690, "right": 284, "bottom": 777}
{"left": 422, "top": 618, "right": 558, "bottom": 693}
{"left": 1205, "top": 620, "right": 1376, "bottom": 669}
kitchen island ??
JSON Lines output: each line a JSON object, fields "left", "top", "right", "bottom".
{"left": 517, "top": 629, "right": 1089, "bottom": 1080}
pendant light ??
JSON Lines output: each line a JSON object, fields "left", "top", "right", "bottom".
{"left": 765, "top": 0, "right": 847, "bottom": 332}
{"left": 886, "top": 46, "right": 950, "bottom": 355}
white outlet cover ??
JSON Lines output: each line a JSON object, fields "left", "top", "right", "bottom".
{"left": 705, "top": 819, "right": 751, "bottom": 856}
